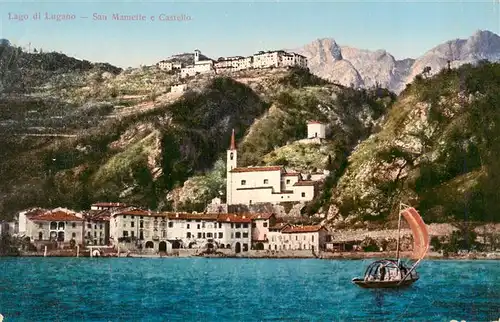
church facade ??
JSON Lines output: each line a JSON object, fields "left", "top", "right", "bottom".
{"left": 225, "top": 129, "right": 318, "bottom": 206}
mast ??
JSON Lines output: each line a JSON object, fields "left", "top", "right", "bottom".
{"left": 396, "top": 202, "right": 403, "bottom": 265}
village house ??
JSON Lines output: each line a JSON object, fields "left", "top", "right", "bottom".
{"left": 226, "top": 129, "right": 319, "bottom": 206}
{"left": 267, "top": 225, "right": 329, "bottom": 252}
{"left": 157, "top": 60, "right": 173, "bottom": 71}
{"left": 166, "top": 212, "right": 252, "bottom": 253}
{"left": 110, "top": 208, "right": 168, "bottom": 251}
{"left": 90, "top": 202, "right": 128, "bottom": 211}
{"left": 250, "top": 213, "right": 277, "bottom": 249}
{"left": 83, "top": 209, "right": 111, "bottom": 246}
{"left": 166, "top": 49, "right": 308, "bottom": 78}
{"left": 170, "top": 83, "right": 187, "bottom": 95}
{"left": 25, "top": 208, "right": 85, "bottom": 247}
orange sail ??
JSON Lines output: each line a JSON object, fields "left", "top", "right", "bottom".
{"left": 401, "top": 207, "right": 430, "bottom": 260}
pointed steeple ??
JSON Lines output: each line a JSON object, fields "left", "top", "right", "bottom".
{"left": 229, "top": 129, "right": 236, "bottom": 150}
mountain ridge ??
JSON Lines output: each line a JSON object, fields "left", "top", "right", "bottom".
{"left": 293, "top": 30, "right": 500, "bottom": 93}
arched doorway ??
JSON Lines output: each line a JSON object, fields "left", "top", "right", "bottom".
{"left": 226, "top": 244, "right": 231, "bottom": 249}
{"left": 57, "top": 231, "right": 65, "bottom": 242}
{"left": 172, "top": 240, "right": 181, "bottom": 249}
{"left": 159, "top": 241, "right": 167, "bottom": 252}
{"left": 255, "top": 242, "right": 264, "bottom": 250}
{"left": 145, "top": 241, "right": 154, "bottom": 248}
{"left": 235, "top": 242, "right": 241, "bottom": 253}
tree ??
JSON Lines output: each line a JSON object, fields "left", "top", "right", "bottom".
{"left": 422, "top": 66, "right": 432, "bottom": 78}
{"left": 0, "top": 39, "right": 11, "bottom": 46}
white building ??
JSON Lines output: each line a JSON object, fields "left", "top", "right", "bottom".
{"left": 90, "top": 202, "right": 128, "bottom": 211}
{"left": 83, "top": 209, "right": 111, "bottom": 246}
{"left": 110, "top": 208, "right": 169, "bottom": 251}
{"left": 267, "top": 225, "right": 329, "bottom": 251}
{"left": 170, "top": 83, "right": 187, "bottom": 94}
{"left": 214, "top": 56, "right": 253, "bottom": 72}
{"left": 16, "top": 208, "right": 47, "bottom": 236}
{"left": 307, "top": 120, "right": 326, "bottom": 139}
{"left": 157, "top": 60, "right": 173, "bottom": 71}
{"left": 251, "top": 50, "right": 308, "bottom": 69}
{"left": 180, "top": 49, "right": 215, "bottom": 78}
{"left": 26, "top": 208, "right": 85, "bottom": 246}
{"left": 166, "top": 212, "right": 252, "bottom": 253}
{"left": 226, "top": 129, "right": 317, "bottom": 206}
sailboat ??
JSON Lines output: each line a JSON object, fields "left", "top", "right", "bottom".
{"left": 352, "top": 203, "right": 430, "bottom": 289}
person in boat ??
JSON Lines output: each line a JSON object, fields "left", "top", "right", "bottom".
{"left": 379, "top": 264, "right": 386, "bottom": 281}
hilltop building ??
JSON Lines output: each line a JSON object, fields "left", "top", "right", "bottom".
{"left": 307, "top": 120, "right": 326, "bottom": 139}
{"left": 226, "top": 129, "right": 319, "bottom": 206}
{"left": 164, "top": 49, "right": 308, "bottom": 78}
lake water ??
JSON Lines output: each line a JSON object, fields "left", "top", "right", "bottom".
{"left": 0, "top": 258, "right": 498, "bottom": 321}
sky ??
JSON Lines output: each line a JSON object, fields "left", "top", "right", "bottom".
{"left": 1, "top": 0, "right": 499, "bottom": 68}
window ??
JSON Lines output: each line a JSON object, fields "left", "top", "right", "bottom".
{"left": 312, "top": 235, "right": 314, "bottom": 242}
{"left": 100, "top": 224, "right": 103, "bottom": 229}
{"left": 207, "top": 233, "right": 212, "bottom": 238}
{"left": 123, "top": 231, "right": 129, "bottom": 237}
{"left": 235, "top": 224, "right": 241, "bottom": 229}
{"left": 168, "top": 222, "right": 173, "bottom": 228}
{"left": 131, "top": 231, "right": 135, "bottom": 238}
{"left": 72, "top": 223, "right": 76, "bottom": 228}
{"left": 218, "top": 232, "right": 223, "bottom": 238}
{"left": 263, "top": 179, "right": 269, "bottom": 184}
{"left": 235, "top": 232, "right": 241, "bottom": 238}
{"left": 202, "top": 233, "right": 206, "bottom": 238}
{"left": 241, "top": 180, "right": 246, "bottom": 185}
{"left": 202, "top": 222, "right": 205, "bottom": 228}
{"left": 94, "top": 232, "right": 97, "bottom": 237}
{"left": 131, "top": 216, "right": 134, "bottom": 219}
{"left": 263, "top": 222, "right": 268, "bottom": 228}
{"left": 94, "top": 224, "right": 97, "bottom": 229}
{"left": 140, "top": 216, "right": 143, "bottom": 219}
{"left": 187, "top": 224, "right": 190, "bottom": 229}
{"left": 243, "top": 232, "right": 248, "bottom": 238}
{"left": 198, "top": 233, "right": 202, "bottom": 238}
{"left": 140, "top": 222, "right": 143, "bottom": 228}
{"left": 231, "top": 223, "right": 234, "bottom": 228}
{"left": 286, "top": 179, "right": 290, "bottom": 184}
{"left": 230, "top": 152, "right": 234, "bottom": 160}
{"left": 72, "top": 232, "right": 76, "bottom": 238}
{"left": 243, "top": 223, "right": 248, "bottom": 228}
{"left": 197, "top": 224, "right": 201, "bottom": 229}
{"left": 187, "top": 232, "right": 191, "bottom": 238}
{"left": 301, "top": 192, "right": 306, "bottom": 197}
{"left": 39, "top": 223, "right": 43, "bottom": 229}
{"left": 87, "top": 224, "right": 91, "bottom": 229}
{"left": 218, "top": 223, "right": 222, "bottom": 229}
{"left": 123, "top": 216, "right": 127, "bottom": 219}
{"left": 131, "top": 222, "right": 134, "bottom": 227}
{"left": 87, "top": 232, "right": 91, "bottom": 237}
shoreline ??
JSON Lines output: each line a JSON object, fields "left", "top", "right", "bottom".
{"left": 3, "top": 250, "right": 500, "bottom": 260}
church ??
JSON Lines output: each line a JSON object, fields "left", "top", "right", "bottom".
{"left": 225, "top": 123, "right": 326, "bottom": 206}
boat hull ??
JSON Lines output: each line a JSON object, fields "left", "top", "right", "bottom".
{"left": 351, "top": 277, "right": 418, "bottom": 289}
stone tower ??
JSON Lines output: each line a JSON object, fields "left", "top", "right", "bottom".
{"left": 226, "top": 129, "right": 237, "bottom": 205}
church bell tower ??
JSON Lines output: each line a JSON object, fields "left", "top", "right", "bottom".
{"left": 226, "top": 129, "right": 237, "bottom": 205}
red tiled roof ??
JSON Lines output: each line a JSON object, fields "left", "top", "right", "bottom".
{"left": 22, "top": 208, "right": 48, "bottom": 218}
{"left": 229, "top": 129, "right": 236, "bottom": 150}
{"left": 166, "top": 213, "right": 219, "bottom": 221}
{"left": 269, "top": 222, "right": 290, "bottom": 231}
{"left": 84, "top": 209, "right": 112, "bottom": 221}
{"left": 293, "top": 181, "right": 317, "bottom": 186}
{"left": 217, "top": 214, "right": 252, "bottom": 223}
{"left": 114, "top": 209, "right": 153, "bottom": 216}
{"left": 92, "top": 202, "right": 128, "bottom": 208}
{"left": 283, "top": 172, "right": 301, "bottom": 177}
{"left": 31, "top": 211, "right": 83, "bottom": 222}
{"left": 250, "top": 213, "right": 274, "bottom": 220}
{"left": 230, "top": 166, "right": 283, "bottom": 173}
{"left": 282, "top": 225, "right": 326, "bottom": 233}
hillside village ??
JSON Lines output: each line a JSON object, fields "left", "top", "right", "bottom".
{"left": 0, "top": 40, "right": 500, "bottom": 257}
